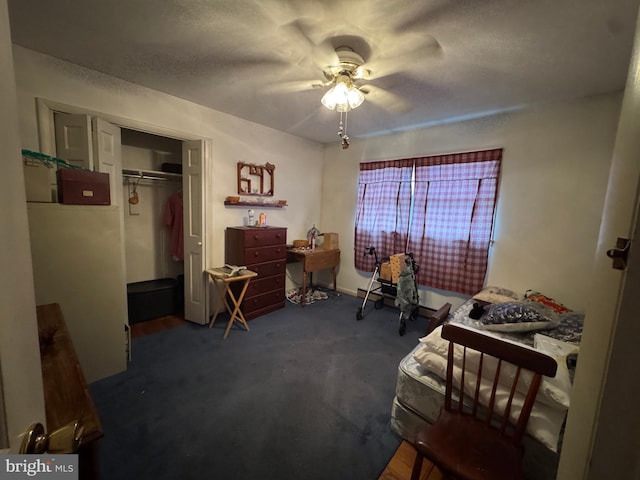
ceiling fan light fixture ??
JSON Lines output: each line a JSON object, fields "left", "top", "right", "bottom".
{"left": 321, "top": 76, "right": 364, "bottom": 112}
{"left": 346, "top": 86, "right": 365, "bottom": 109}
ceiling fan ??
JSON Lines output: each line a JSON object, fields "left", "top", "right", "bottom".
{"left": 268, "top": 18, "right": 442, "bottom": 146}
{"left": 309, "top": 45, "right": 417, "bottom": 148}
{"left": 316, "top": 46, "right": 370, "bottom": 112}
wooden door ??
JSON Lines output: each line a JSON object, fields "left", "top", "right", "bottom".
{"left": 54, "top": 112, "right": 94, "bottom": 170}
{"left": 182, "top": 139, "right": 207, "bottom": 325}
{"left": 92, "top": 117, "right": 123, "bottom": 207}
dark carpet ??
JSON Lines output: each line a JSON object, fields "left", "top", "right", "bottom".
{"left": 89, "top": 292, "right": 426, "bottom": 480}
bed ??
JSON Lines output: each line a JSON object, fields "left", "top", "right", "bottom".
{"left": 390, "top": 286, "right": 583, "bottom": 480}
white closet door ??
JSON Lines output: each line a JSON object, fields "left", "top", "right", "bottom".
{"left": 92, "top": 117, "right": 122, "bottom": 207}
{"left": 182, "top": 139, "right": 207, "bottom": 325}
{"left": 54, "top": 112, "right": 94, "bottom": 170}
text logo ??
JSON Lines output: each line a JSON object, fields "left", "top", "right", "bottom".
{"left": 0, "top": 455, "right": 77, "bottom": 479}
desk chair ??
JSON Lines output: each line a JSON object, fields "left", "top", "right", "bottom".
{"left": 411, "top": 323, "right": 557, "bottom": 480}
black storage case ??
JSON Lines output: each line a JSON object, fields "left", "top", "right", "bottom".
{"left": 127, "top": 278, "right": 178, "bottom": 324}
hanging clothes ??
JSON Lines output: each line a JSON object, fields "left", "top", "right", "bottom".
{"left": 164, "top": 191, "right": 184, "bottom": 261}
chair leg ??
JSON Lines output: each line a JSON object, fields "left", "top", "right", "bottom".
{"left": 410, "top": 451, "right": 424, "bottom": 480}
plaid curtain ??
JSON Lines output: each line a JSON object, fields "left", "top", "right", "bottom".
{"left": 407, "top": 149, "right": 502, "bottom": 294}
{"left": 354, "top": 159, "right": 413, "bottom": 271}
{"left": 355, "top": 149, "right": 502, "bottom": 295}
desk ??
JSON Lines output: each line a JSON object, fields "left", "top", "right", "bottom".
{"left": 206, "top": 267, "right": 257, "bottom": 339}
{"left": 287, "top": 248, "right": 340, "bottom": 307}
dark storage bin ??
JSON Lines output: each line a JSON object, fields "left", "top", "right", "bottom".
{"left": 127, "top": 278, "right": 177, "bottom": 324}
{"left": 161, "top": 163, "right": 182, "bottom": 174}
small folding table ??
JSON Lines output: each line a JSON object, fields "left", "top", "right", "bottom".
{"left": 206, "top": 267, "right": 257, "bottom": 339}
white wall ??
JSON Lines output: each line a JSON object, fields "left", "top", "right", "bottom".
{"left": 121, "top": 141, "right": 183, "bottom": 284}
{"left": 321, "top": 94, "right": 621, "bottom": 312}
{"left": 0, "top": 0, "right": 46, "bottom": 449}
{"left": 12, "top": 46, "right": 324, "bottom": 291}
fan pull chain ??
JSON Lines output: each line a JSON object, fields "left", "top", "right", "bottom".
{"left": 338, "top": 111, "right": 350, "bottom": 149}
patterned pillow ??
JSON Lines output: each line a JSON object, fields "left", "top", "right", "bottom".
{"left": 480, "top": 301, "right": 559, "bottom": 333}
{"left": 524, "top": 290, "right": 571, "bottom": 314}
{"left": 473, "top": 286, "right": 520, "bottom": 304}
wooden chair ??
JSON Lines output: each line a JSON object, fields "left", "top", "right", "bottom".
{"left": 410, "top": 323, "right": 557, "bottom": 480}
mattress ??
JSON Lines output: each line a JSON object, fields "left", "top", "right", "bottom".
{"left": 391, "top": 288, "right": 583, "bottom": 480}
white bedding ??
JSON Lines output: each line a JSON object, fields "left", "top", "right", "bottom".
{"left": 413, "top": 324, "right": 573, "bottom": 452}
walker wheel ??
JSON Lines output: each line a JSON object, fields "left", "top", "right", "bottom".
{"left": 374, "top": 298, "right": 384, "bottom": 309}
{"left": 399, "top": 321, "right": 406, "bottom": 336}
{"left": 356, "top": 308, "right": 363, "bottom": 321}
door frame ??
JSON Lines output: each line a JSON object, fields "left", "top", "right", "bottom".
{"left": 35, "top": 97, "right": 212, "bottom": 323}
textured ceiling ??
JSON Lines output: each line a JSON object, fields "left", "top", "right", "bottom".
{"left": 8, "top": 0, "right": 640, "bottom": 144}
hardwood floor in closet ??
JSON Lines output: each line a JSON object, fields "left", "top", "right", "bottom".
{"left": 129, "top": 313, "right": 188, "bottom": 339}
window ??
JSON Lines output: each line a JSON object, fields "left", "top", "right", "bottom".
{"left": 354, "top": 149, "right": 502, "bottom": 295}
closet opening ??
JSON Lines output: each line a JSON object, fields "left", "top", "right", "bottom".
{"left": 120, "top": 129, "right": 185, "bottom": 326}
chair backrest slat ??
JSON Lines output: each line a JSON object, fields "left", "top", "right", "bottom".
{"left": 458, "top": 347, "right": 467, "bottom": 413}
{"left": 444, "top": 341, "right": 454, "bottom": 411}
{"left": 471, "top": 352, "right": 483, "bottom": 417}
{"left": 500, "top": 367, "right": 521, "bottom": 435}
{"left": 484, "top": 358, "right": 501, "bottom": 426}
{"left": 441, "top": 323, "right": 557, "bottom": 446}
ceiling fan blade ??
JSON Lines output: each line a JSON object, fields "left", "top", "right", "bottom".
{"left": 360, "top": 84, "right": 411, "bottom": 113}
{"left": 366, "top": 34, "right": 442, "bottom": 79}
{"left": 264, "top": 79, "right": 328, "bottom": 95}
{"left": 280, "top": 19, "right": 339, "bottom": 69}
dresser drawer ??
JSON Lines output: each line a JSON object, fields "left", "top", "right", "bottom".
{"left": 242, "top": 289, "right": 285, "bottom": 314}
{"left": 244, "top": 245, "right": 286, "bottom": 264}
{"left": 244, "top": 274, "right": 285, "bottom": 297}
{"left": 244, "top": 301, "right": 285, "bottom": 320}
{"left": 247, "top": 259, "right": 286, "bottom": 278}
{"left": 226, "top": 227, "right": 286, "bottom": 249}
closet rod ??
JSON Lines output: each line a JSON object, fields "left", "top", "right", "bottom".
{"left": 123, "top": 173, "right": 170, "bottom": 181}
{"left": 122, "top": 168, "right": 181, "bottom": 182}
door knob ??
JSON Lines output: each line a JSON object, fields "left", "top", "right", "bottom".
{"left": 20, "top": 420, "right": 84, "bottom": 454}
{"left": 606, "top": 237, "right": 631, "bottom": 270}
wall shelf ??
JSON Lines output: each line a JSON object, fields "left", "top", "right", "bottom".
{"left": 223, "top": 201, "right": 287, "bottom": 208}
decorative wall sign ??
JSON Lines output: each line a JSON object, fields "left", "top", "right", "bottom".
{"left": 237, "top": 162, "right": 275, "bottom": 196}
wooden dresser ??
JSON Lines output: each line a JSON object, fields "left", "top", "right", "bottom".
{"left": 225, "top": 226, "right": 287, "bottom": 320}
